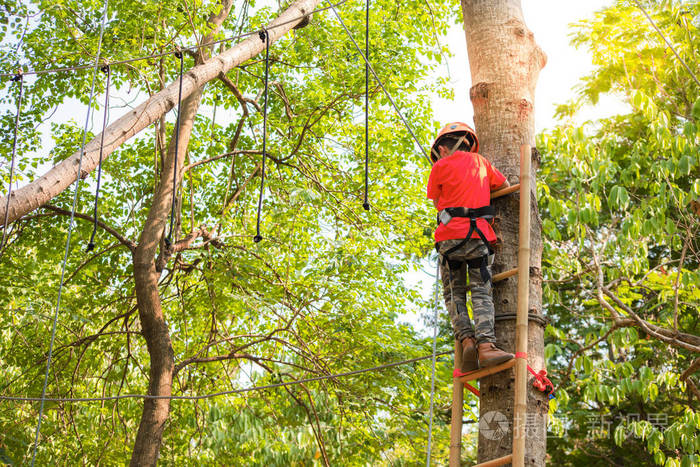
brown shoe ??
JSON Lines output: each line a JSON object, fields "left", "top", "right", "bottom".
{"left": 460, "top": 337, "right": 478, "bottom": 373}
{"left": 477, "top": 342, "right": 514, "bottom": 368}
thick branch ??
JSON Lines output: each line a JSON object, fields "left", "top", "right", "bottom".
{"left": 600, "top": 287, "right": 700, "bottom": 353}
{"left": 681, "top": 358, "right": 700, "bottom": 381}
{"left": 155, "top": 226, "right": 221, "bottom": 271}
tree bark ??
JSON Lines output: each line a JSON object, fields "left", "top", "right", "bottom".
{"left": 460, "top": 1, "right": 547, "bottom": 465}
{"left": 0, "top": 0, "right": 320, "bottom": 228}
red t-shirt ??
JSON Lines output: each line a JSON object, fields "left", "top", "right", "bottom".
{"left": 427, "top": 150, "right": 506, "bottom": 243}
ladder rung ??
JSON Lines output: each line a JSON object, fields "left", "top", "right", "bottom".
{"left": 457, "top": 358, "right": 515, "bottom": 383}
{"left": 473, "top": 454, "right": 513, "bottom": 467}
{"left": 467, "top": 268, "right": 518, "bottom": 292}
{"left": 491, "top": 183, "right": 520, "bottom": 200}
{"left": 492, "top": 268, "right": 517, "bottom": 283}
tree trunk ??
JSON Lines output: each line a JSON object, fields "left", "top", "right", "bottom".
{"left": 128, "top": 1, "right": 225, "bottom": 464}
{"left": 130, "top": 83, "right": 205, "bottom": 467}
{"left": 0, "top": 0, "right": 321, "bottom": 228}
{"left": 460, "top": 1, "right": 547, "bottom": 465}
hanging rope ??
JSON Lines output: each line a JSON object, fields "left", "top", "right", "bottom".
{"left": 31, "top": 0, "right": 109, "bottom": 463}
{"left": 0, "top": 70, "right": 24, "bottom": 261}
{"left": 253, "top": 29, "right": 270, "bottom": 243}
{"left": 327, "top": 2, "right": 431, "bottom": 165}
{"left": 426, "top": 257, "right": 440, "bottom": 466}
{"left": 165, "top": 47, "right": 185, "bottom": 247}
{"left": 362, "top": 0, "right": 370, "bottom": 211}
{"left": 87, "top": 65, "right": 111, "bottom": 252}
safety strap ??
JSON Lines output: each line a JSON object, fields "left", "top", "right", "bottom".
{"left": 439, "top": 205, "right": 495, "bottom": 222}
{"left": 516, "top": 352, "right": 555, "bottom": 398}
{"left": 431, "top": 134, "right": 467, "bottom": 163}
{"left": 454, "top": 353, "right": 555, "bottom": 399}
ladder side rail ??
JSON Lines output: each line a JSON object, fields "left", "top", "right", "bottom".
{"left": 512, "top": 144, "right": 532, "bottom": 466}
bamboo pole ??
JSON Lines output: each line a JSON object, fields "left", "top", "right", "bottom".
{"left": 492, "top": 268, "right": 517, "bottom": 283}
{"left": 491, "top": 183, "right": 520, "bottom": 200}
{"left": 456, "top": 358, "right": 515, "bottom": 383}
{"left": 473, "top": 453, "right": 514, "bottom": 467}
{"left": 449, "top": 340, "right": 464, "bottom": 466}
{"left": 512, "top": 145, "right": 531, "bottom": 467}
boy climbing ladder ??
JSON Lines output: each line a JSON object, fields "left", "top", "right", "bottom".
{"left": 427, "top": 122, "right": 514, "bottom": 374}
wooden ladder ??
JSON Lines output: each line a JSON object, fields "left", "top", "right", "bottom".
{"left": 449, "top": 144, "right": 532, "bottom": 467}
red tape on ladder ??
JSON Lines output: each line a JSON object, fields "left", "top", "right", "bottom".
{"left": 454, "top": 353, "right": 555, "bottom": 399}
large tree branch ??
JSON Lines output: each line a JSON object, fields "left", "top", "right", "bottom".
{"left": 590, "top": 233, "right": 700, "bottom": 353}
{"left": 154, "top": 225, "right": 221, "bottom": 272}
{"left": 599, "top": 287, "right": 700, "bottom": 353}
{"left": 0, "top": 0, "right": 322, "bottom": 228}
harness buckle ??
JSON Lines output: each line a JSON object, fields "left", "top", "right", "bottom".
{"left": 438, "top": 210, "right": 453, "bottom": 225}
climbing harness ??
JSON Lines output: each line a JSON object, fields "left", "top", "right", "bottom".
{"left": 31, "top": 0, "right": 109, "bottom": 464}
{"left": 165, "top": 47, "right": 185, "bottom": 247}
{"left": 0, "top": 70, "right": 24, "bottom": 260}
{"left": 253, "top": 29, "right": 271, "bottom": 243}
{"left": 87, "top": 65, "right": 111, "bottom": 252}
{"left": 362, "top": 0, "right": 370, "bottom": 211}
{"left": 435, "top": 205, "right": 496, "bottom": 283}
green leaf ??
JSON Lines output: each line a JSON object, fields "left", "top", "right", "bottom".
{"left": 649, "top": 383, "right": 659, "bottom": 402}
{"left": 692, "top": 96, "right": 700, "bottom": 121}
{"left": 614, "top": 425, "right": 626, "bottom": 447}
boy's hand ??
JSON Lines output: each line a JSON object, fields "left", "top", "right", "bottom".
{"left": 491, "top": 180, "right": 510, "bottom": 192}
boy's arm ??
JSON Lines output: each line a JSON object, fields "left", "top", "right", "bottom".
{"left": 487, "top": 160, "right": 509, "bottom": 192}
{"left": 491, "top": 179, "right": 510, "bottom": 192}
{"left": 427, "top": 164, "right": 441, "bottom": 209}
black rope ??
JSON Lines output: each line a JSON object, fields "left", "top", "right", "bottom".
{"left": 362, "top": 0, "right": 370, "bottom": 211}
{"left": 327, "top": 2, "right": 431, "bottom": 164}
{"left": 0, "top": 70, "right": 24, "bottom": 260}
{"left": 165, "top": 48, "right": 185, "bottom": 247}
{"left": 87, "top": 65, "right": 111, "bottom": 252}
{"left": 253, "top": 30, "right": 270, "bottom": 243}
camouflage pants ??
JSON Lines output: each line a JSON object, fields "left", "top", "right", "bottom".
{"left": 437, "top": 239, "right": 496, "bottom": 345}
